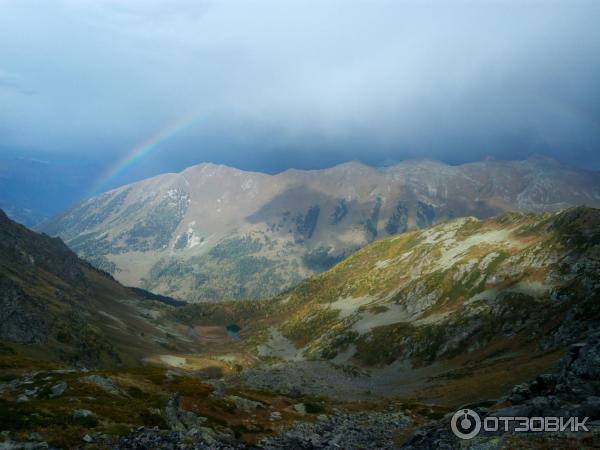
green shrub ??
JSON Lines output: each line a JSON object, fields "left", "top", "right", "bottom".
{"left": 304, "top": 402, "right": 325, "bottom": 413}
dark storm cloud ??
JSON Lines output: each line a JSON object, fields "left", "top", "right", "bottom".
{"left": 0, "top": 0, "right": 599, "bottom": 175}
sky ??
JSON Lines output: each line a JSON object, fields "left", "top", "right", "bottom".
{"left": 1, "top": 0, "right": 600, "bottom": 197}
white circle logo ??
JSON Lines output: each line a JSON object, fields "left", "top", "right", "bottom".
{"left": 451, "top": 409, "right": 481, "bottom": 440}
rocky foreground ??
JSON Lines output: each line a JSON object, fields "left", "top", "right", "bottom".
{"left": 98, "top": 333, "right": 600, "bottom": 449}
{"left": 3, "top": 335, "right": 600, "bottom": 450}
{"left": 116, "top": 408, "right": 411, "bottom": 450}
{"left": 74, "top": 333, "right": 596, "bottom": 450}
{"left": 402, "top": 334, "right": 600, "bottom": 449}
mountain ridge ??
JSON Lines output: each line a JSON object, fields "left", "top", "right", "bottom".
{"left": 40, "top": 157, "right": 600, "bottom": 301}
{"left": 0, "top": 208, "right": 197, "bottom": 367}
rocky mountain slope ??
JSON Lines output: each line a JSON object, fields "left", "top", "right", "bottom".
{"left": 0, "top": 208, "right": 198, "bottom": 367}
{"left": 40, "top": 157, "right": 600, "bottom": 301}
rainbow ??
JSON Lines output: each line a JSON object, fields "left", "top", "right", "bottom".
{"left": 90, "top": 112, "right": 202, "bottom": 194}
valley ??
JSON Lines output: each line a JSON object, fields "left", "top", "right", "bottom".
{"left": 2, "top": 205, "right": 600, "bottom": 448}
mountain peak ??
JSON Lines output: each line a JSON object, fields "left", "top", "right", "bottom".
{"left": 40, "top": 158, "right": 600, "bottom": 301}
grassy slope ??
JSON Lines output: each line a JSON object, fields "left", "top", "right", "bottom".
{"left": 166, "top": 207, "right": 600, "bottom": 406}
{"left": 272, "top": 207, "right": 600, "bottom": 360}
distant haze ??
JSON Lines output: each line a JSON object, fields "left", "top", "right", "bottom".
{"left": 0, "top": 0, "right": 599, "bottom": 191}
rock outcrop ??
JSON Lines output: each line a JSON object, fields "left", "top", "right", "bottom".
{"left": 0, "top": 277, "right": 48, "bottom": 344}
{"left": 401, "top": 335, "right": 600, "bottom": 449}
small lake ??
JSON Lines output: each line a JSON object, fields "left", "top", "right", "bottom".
{"left": 226, "top": 324, "right": 241, "bottom": 339}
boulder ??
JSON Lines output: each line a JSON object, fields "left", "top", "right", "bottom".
{"left": 49, "top": 382, "right": 67, "bottom": 398}
{"left": 227, "top": 395, "right": 264, "bottom": 412}
{"left": 81, "top": 375, "right": 122, "bottom": 396}
{"left": 73, "top": 409, "right": 96, "bottom": 419}
{"left": 164, "top": 393, "right": 207, "bottom": 431}
{"left": 292, "top": 403, "right": 306, "bottom": 415}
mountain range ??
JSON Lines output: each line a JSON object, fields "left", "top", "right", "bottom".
{"left": 1, "top": 205, "right": 599, "bottom": 448}
{"left": 41, "top": 156, "right": 600, "bottom": 302}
